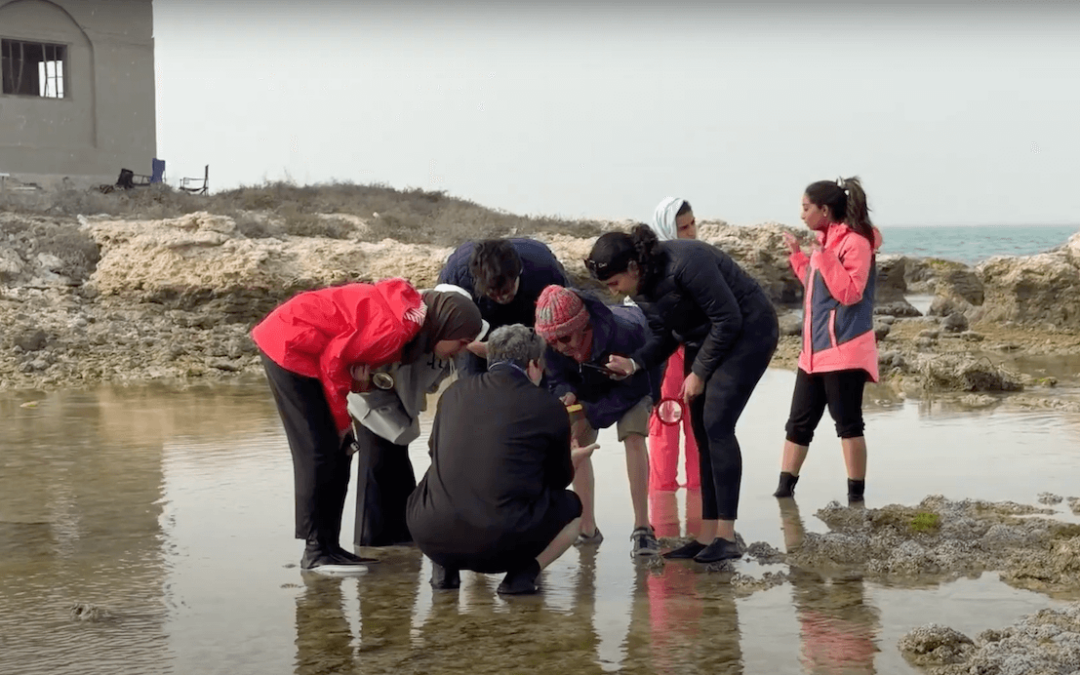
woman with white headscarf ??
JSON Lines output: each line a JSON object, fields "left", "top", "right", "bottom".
{"left": 646, "top": 197, "right": 701, "bottom": 492}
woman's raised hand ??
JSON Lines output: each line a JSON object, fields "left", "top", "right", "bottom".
{"left": 782, "top": 231, "right": 801, "bottom": 255}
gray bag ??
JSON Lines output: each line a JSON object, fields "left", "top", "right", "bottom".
{"left": 348, "top": 385, "right": 420, "bottom": 446}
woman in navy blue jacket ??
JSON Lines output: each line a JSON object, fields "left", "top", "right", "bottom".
{"left": 438, "top": 237, "right": 570, "bottom": 375}
{"left": 535, "top": 285, "right": 662, "bottom": 558}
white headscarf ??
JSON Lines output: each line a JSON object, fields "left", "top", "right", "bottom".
{"left": 650, "top": 197, "right": 686, "bottom": 242}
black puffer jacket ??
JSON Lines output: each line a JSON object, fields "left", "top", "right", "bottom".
{"left": 630, "top": 240, "right": 775, "bottom": 380}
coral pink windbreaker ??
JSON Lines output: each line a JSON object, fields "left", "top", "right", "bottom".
{"left": 251, "top": 278, "right": 427, "bottom": 432}
{"left": 789, "top": 223, "right": 881, "bottom": 382}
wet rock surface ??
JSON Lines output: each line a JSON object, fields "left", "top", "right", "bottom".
{"left": 897, "top": 624, "right": 976, "bottom": 668}
{"left": 899, "top": 604, "right": 1080, "bottom": 675}
{"left": 785, "top": 496, "right": 1080, "bottom": 594}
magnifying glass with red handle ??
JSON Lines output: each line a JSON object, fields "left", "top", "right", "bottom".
{"left": 655, "top": 397, "right": 684, "bottom": 426}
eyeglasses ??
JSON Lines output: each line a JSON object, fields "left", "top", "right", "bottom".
{"left": 584, "top": 258, "right": 609, "bottom": 280}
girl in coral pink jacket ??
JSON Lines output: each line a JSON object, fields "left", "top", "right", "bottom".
{"left": 773, "top": 177, "right": 881, "bottom": 503}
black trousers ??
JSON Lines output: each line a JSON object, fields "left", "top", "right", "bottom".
{"left": 686, "top": 308, "right": 778, "bottom": 521}
{"left": 261, "top": 353, "right": 352, "bottom": 542}
{"left": 353, "top": 424, "right": 416, "bottom": 547}
{"left": 784, "top": 368, "right": 868, "bottom": 446}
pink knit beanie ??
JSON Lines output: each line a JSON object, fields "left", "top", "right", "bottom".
{"left": 534, "top": 285, "right": 590, "bottom": 343}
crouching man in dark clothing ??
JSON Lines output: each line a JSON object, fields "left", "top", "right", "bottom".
{"left": 406, "top": 324, "right": 598, "bottom": 595}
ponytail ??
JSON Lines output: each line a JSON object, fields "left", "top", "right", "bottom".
{"left": 839, "top": 176, "right": 874, "bottom": 246}
{"left": 629, "top": 223, "right": 661, "bottom": 266}
{"left": 805, "top": 176, "right": 875, "bottom": 247}
{"left": 586, "top": 223, "right": 664, "bottom": 283}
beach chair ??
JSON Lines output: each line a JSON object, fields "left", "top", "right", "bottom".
{"left": 180, "top": 165, "right": 209, "bottom": 195}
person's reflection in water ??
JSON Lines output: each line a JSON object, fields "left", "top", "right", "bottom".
{"left": 651, "top": 489, "right": 703, "bottom": 541}
{"left": 355, "top": 550, "right": 423, "bottom": 654}
{"left": 625, "top": 559, "right": 743, "bottom": 675}
{"left": 645, "top": 563, "right": 703, "bottom": 675}
{"left": 563, "top": 547, "right": 607, "bottom": 674}
{"left": 779, "top": 499, "right": 881, "bottom": 674}
{"left": 294, "top": 575, "right": 356, "bottom": 675}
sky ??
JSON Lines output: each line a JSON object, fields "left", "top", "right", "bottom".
{"left": 153, "top": 1, "right": 1080, "bottom": 227}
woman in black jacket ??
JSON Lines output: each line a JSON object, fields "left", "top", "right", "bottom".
{"left": 586, "top": 225, "right": 779, "bottom": 562}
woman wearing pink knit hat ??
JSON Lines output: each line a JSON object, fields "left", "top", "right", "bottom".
{"left": 535, "top": 284, "right": 662, "bottom": 558}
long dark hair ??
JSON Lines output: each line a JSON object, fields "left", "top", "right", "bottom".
{"left": 804, "top": 176, "right": 874, "bottom": 245}
{"left": 585, "top": 224, "right": 664, "bottom": 287}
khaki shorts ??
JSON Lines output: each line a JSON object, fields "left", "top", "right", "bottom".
{"left": 576, "top": 396, "right": 652, "bottom": 445}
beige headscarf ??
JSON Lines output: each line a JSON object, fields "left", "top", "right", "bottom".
{"left": 399, "top": 289, "right": 483, "bottom": 364}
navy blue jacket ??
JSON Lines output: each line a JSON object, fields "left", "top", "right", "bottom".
{"left": 437, "top": 238, "right": 570, "bottom": 330}
{"left": 544, "top": 292, "right": 658, "bottom": 430}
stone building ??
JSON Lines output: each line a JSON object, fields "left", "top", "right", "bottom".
{"left": 0, "top": 0, "right": 156, "bottom": 189}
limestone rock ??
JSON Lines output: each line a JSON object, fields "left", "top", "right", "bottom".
{"left": 85, "top": 212, "right": 454, "bottom": 323}
{"left": 942, "top": 312, "right": 969, "bottom": 333}
{"left": 778, "top": 312, "right": 803, "bottom": 337}
{"left": 876, "top": 300, "right": 922, "bottom": 317}
{"left": 12, "top": 329, "right": 47, "bottom": 352}
{"left": 976, "top": 231, "right": 1080, "bottom": 328}
{"left": 897, "top": 624, "right": 975, "bottom": 667}
{"left": 875, "top": 254, "right": 909, "bottom": 304}
{"left": 696, "top": 221, "right": 804, "bottom": 306}
{"left": 873, "top": 319, "right": 891, "bottom": 341}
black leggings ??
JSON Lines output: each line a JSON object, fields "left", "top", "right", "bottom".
{"left": 686, "top": 310, "right": 778, "bottom": 521}
{"left": 261, "top": 353, "right": 352, "bottom": 542}
{"left": 784, "top": 368, "right": 868, "bottom": 446}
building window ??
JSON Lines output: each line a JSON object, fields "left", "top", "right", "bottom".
{"left": 1, "top": 39, "right": 67, "bottom": 98}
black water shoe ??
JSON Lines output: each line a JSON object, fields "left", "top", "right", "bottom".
{"left": 847, "top": 478, "right": 866, "bottom": 503}
{"left": 693, "top": 538, "right": 743, "bottom": 563}
{"left": 430, "top": 563, "right": 461, "bottom": 590}
{"left": 662, "top": 540, "right": 707, "bottom": 559}
{"left": 773, "top": 471, "right": 799, "bottom": 498}
{"left": 301, "top": 542, "right": 374, "bottom": 575}
{"left": 497, "top": 560, "right": 541, "bottom": 595}
{"left": 332, "top": 545, "right": 379, "bottom": 565}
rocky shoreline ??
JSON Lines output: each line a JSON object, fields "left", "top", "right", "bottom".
{"left": 4, "top": 188, "right": 1080, "bottom": 671}
{"left": 2, "top": 197, "right": 1079, "bottom": 407}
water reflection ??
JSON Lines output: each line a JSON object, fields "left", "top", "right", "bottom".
{"left": 780, "top": 499, "right": 881, "bottom": 675}
{"left": 2, "top": 378, "right": 1079, "bottom": 675}
{"left": 650, "top": 489, "right": 703, "bottom": 540}
{"left": 0, "top": 388, "right": 171, "bottom": 675}
{"left": 635, "top": 563, "right": 744, "bottom": 675}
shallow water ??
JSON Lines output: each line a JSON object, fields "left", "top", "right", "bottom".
{"left": 1, "top": 370, "right": 1078, "bottom": 675}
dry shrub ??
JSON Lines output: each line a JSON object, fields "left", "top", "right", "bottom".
{"left": 1, "top": 180, "right": 607, "bottom": 246}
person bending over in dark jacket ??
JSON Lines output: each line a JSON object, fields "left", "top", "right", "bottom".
{"left": 534, "top": 284, "right": 661, "bottom": 558}
{"left": 586, "top": 226, "right": 779, "bottom": 564}
{"left": 437, "top": 238, "right": 570, "bottom": 376}
{"left": 406, "top": 324, "right": 598, "bottom": 595}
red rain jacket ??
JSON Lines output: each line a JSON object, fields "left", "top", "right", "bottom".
{"left": 251, "top": 278, "right": 427, "bottom": 432}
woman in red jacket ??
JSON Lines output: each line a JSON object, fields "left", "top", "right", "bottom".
{"left": 252, "top": 278, "right": 483, "bottom": 574}
{"left": 773, "top": 177, "right": 882, "bottom": 504}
